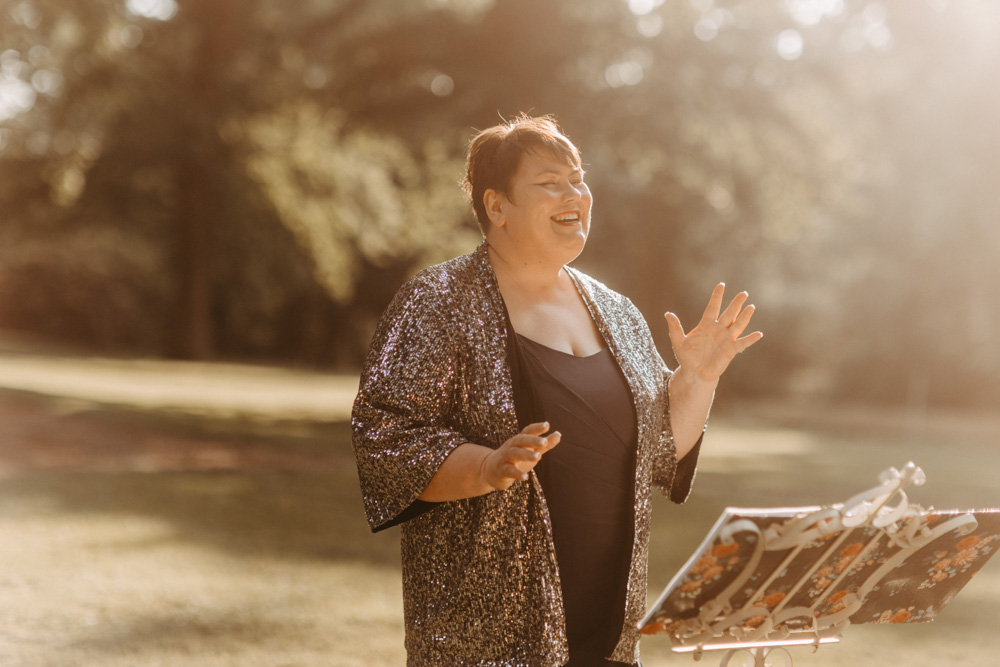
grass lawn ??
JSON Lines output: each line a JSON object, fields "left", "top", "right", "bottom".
{"left": 0, "top": 381, "right": 998, "bottom": 666}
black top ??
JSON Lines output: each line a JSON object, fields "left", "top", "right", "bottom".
{"left": 517, "top": 334, "right": 639, "bottom": 667}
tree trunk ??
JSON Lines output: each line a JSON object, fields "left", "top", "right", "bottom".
{"left": 170, "top": 0, "right": 239, "bottom": 359}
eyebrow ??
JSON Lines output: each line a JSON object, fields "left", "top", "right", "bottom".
{"left": 534, "top": 167, "right": 584, "bottom": 177}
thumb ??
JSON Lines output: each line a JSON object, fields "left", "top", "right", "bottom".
{"left": 664, "top": 312, "right": 686, "bottom": 347}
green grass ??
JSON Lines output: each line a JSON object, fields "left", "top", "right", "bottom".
{"left": 1, "top": 391, "right": 998, "bottom": 666}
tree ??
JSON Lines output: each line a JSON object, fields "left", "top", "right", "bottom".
{"left": 3, "top": 0, "right": 998, "bottom": 409}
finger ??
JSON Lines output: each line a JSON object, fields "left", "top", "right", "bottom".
{"left": 664, "top": 312, "right": 686, "bottom": 349}
{"left": 729, "top": 303, "right": 755, "bottom": 337}
{"left": 719, "top": 291, "right": 749, "bottom": 327}
{"left": 520, "top": 421, "right": 551, "bottom": 436}
{"left": 498, "top": 463, "right": 526, "bottom": 484}
{"left": 735, "top": 331, "right": 763, "bottom": 352}
{"left": 700, "top": 283, "right": 726, "bottom": 322}
{"left": 509, "top": 431, "right": 561, "bottom": 452}
{"left": 509, "top": 436, "right": 560, "bottom": 462}
{"left": 488, "top": 451, "right": 533, "bottom": 485}
{"left": 482, "top": 448, "right": 526, "bottom": 485}
{"left": 504, "top": 446, "right": 544, "bottom": 464}
{"left": 543, "top": 431, "right": 561, "bottom": 450}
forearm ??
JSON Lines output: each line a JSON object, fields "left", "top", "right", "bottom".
{"left": 668, "top": 366, "right": 719, "bottom": 460}
{"left": 417, "top": 443, "right": 496, "bottom": 502}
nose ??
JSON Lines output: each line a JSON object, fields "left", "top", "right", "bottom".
{"left": 562, "top": 182, "right": 582, "bottom": 201}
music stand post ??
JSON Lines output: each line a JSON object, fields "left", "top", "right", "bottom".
{"left": 638, "top": 462, "right": 1000, "bottom": 666}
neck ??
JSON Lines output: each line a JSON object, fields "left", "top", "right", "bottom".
{"left": 486, "top": 241, "right": 568, "bottom": 297}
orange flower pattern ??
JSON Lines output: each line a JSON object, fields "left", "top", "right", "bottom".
{"left": 673, "top": 538, "right": 750, "bottom": 603}
{"left": 917, "top": 533, "right": 999, "bottom": 592}
{"left": 640, "top": 508, "right": 1000, "bottom": 641}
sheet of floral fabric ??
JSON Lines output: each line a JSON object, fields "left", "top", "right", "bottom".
{"left": 640, "top": 507, "right": 1000, "bottom": 641}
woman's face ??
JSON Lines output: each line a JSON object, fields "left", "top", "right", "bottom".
{"left": 487, "top": 149, "right": 593, "bottom": 264}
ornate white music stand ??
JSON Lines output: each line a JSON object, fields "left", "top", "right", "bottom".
{"left": 638, "top": 462, "right": 1000, "bottom": 666}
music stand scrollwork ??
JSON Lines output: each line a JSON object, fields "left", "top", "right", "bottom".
{"left": 638, "top": 462, "right": 1000, "bottom": 666}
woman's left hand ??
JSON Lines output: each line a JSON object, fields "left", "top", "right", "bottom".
{"left": 664, "top": 283, "right": 762, "bottom": 383}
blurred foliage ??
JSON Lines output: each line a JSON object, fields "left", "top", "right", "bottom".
{"left": 0, "top": 0, "right": 998, "bottom": 408}
{"left": 241, "top": 102, "right": 476, "bottom": 303}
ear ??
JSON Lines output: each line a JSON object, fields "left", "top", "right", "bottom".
{"left": 483, "top": 189, "right": 506, "bottom": 227}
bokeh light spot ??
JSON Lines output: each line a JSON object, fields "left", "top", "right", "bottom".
{"left": 429, "top": 73, "right": 454, "bottom": 97}
{"left": 694, "top": 18, "right": 719, "bottom": 41}
{"left": 637, "top": 14, "right": 664, "bottom": 38}
{"left": 0, "top": 67, "right": 37, "bottom": 120}
{"left": 120, "top": 24, "right": 144, "bottom": 48}
{"left": 30, "top": 69, "right": 63, "bottom": 95}
{"left": 708, "top": 184, "right": 734, "bottom": 212}
{"left": 126, "top": 0, "right": 178, "bottom": 21}
{"left": 27, "top": 45, "right": 50, "bottom": 66}
{"left": 303, "top": 66, "right": 327, "bottom": 90}
{"left": 867, "top": 24, "right": 893, "bottom": 50}
{"left": 628, "top": 0, "right": 664, "bottom": 16}
{"left": 786, "top": 0, "right": 844, "bottom": 26}
{"left": 605, "top": 61, "right": 644, "bottom": 88}
{"left": 777, "top": 29, "right": 805, "bottom": 60}
{"left": 25, "top": 130, "right": 49, "bottom": 155}
{"left": 11, "top": 1, "right": 42, "bottom": 29}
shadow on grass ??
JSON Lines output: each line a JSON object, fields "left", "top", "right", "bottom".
{"left": 3, "top": 392, "right": 1000, "bottom": 666}
{"left": 0, "top": 391, "right": 400, "bottom": 567}
{"left": 3, "top": 390, "right": 998, "bottom": 576}
{"left": 64, "top": 608, "right": 302, "bottom": 656}
{"left": 0, "top": 467, "right": 400, "bottom": 567}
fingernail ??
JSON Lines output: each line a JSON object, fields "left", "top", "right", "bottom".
{"left": 533, "top": 452, "right": 541, "bottom": 460}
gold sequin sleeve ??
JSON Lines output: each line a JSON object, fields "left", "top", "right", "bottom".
{"left": 351, "top": 272, "right": 471, "bottom": 531}
{"left": 640, "top": 308, "right": 701, "bottom": 505}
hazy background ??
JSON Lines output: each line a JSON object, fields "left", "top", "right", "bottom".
{"left": 2, "top": 1, "right": 1000, "bottom": 665}
{"left": 2, "top": 0, "right": 999, "bottom": 411}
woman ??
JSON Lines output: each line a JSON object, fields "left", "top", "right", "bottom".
{"left": 352, "top": 115, "right": 761, "bottom": 666}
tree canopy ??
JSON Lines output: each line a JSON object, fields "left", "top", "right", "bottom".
{"left": 2, "top": 0, "right": 998, "bottom": 408}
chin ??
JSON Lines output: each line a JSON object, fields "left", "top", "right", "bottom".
{"left": 557, "top": 233, "right": 588, "bottom": 263}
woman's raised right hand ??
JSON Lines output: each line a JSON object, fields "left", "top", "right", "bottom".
{"left": 480, "top": 422, "right": 560, "bottom": 491}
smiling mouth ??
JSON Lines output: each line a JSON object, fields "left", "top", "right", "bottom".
{"left": 552, "top": 212, "right": 581, "bottom": 224}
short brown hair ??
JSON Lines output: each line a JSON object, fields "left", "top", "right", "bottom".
{"left": 462, "top": 114, "right": 582, "bottom": 234}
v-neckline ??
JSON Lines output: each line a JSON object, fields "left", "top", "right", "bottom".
{"left": 515, "top": 332, "right": 607, "bottom": 360}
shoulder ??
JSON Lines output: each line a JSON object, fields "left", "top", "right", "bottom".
{"left": 380, "top": 245, "right": 492, "bottom": 326}
{"left": 409, "top": 250, "right": 482, "bottom": 291}
{"left": 567, "top": 267, "right": 644, "bottom": 324}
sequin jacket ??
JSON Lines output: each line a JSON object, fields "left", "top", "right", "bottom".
{"left": 352, "top": 242, "right": 698, "bottom": 666}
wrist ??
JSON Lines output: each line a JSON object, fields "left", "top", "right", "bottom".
{"left": 672, "top": 365, "right": 720, "bottom": 390}
{"left": 477, "top": 447, "right": 499, "bottom": 492}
